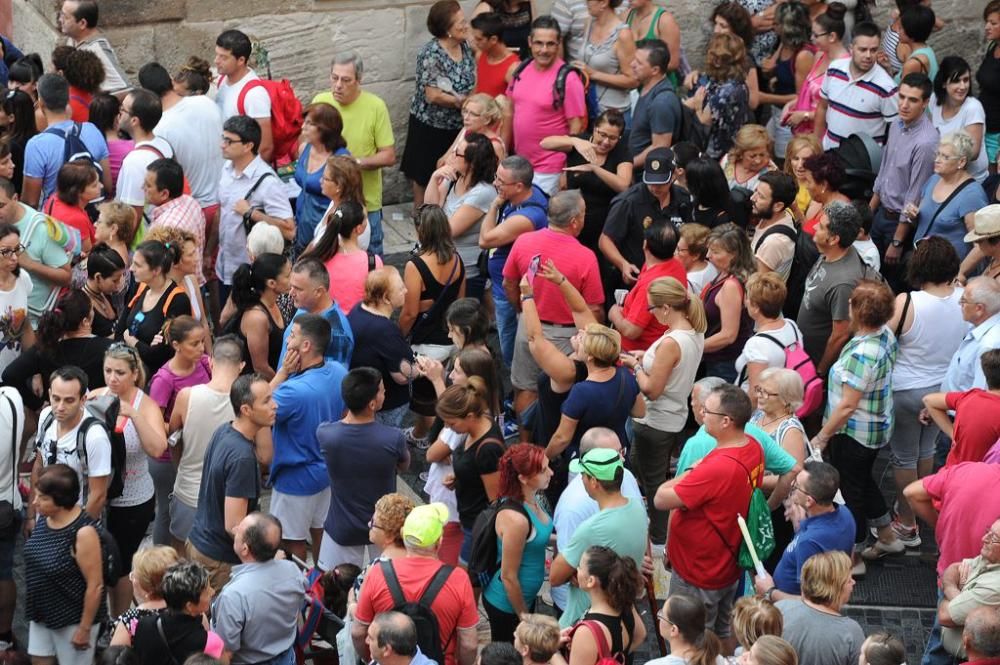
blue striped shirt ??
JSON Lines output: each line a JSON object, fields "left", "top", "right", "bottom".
{"left": 820, "top": 57, "right": 898, "bottom": 149}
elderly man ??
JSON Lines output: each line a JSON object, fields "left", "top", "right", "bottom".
{"left": 942, "top": 275, "right": 1000, "bottom": 394}
{"left": 366, "top": 612, "right": 437, "bottom": 665}
{"left": 940, "top": 522, "right": 1000, "bottom": 660}
{"left": 753, "top": 461, "right": 856, "bottom": 599}
{"left": 352, "top": 504, "right": 478, "bottom": 665}
{"left": 961, "top": 606, "right": 1000, "bottom": 664}
{"left": 311, "top": 52, "right": 396, "bottom": 256}
{"left": 212, "top": 512, "right": 307, "bottom": 665}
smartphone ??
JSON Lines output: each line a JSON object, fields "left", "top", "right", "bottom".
{"left": 527, "top": 254, "right": 542, "bottom": 282}
{"left": 614, "top": 289, "right": 628, "bottom": 306}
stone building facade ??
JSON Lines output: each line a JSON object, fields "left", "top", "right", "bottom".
{"left": 10, "top": 0, "right": 987, "bottom": 204}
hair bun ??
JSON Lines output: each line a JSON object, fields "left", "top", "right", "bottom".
{"left": 825, "top": 2, "right": 848, "bottom": 20}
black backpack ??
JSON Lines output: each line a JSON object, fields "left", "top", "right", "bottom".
{"left": 676, "top": 101, "right": 710, "bottom": 152}
{"left": 510, "top": 58, "right": 596, "bottom": 120}
{"left": 38, "top": 394, "right": 128, "bottom": 502}
{"left": 467, "top": 497, "right": 529, "bottom": 588}
{"left": 783, "top": 225, "right": 821, "bottom": 319}
{"left": 379, "top": 559, "right": 453, "bottom": 665}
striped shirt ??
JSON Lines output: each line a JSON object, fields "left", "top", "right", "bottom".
{"left": 825, "top": 327, "right": 898, "bottom": 449}
{"left": 819, "top": 57, "right": 898, "bottom": 149}
{"left": 872, "top": 114, "right": 939, "bottom": 213}
{"left": 151, "top": 194, "right": 207, "bottom": 286}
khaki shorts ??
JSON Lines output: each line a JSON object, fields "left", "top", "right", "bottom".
{"left": 510, "top": 318, "right": 577, "bottom": 391}
{"left": 185, "top": 540, "right": 233, "bottom": 593}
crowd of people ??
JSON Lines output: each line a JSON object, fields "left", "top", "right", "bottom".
{"left": 2, "top": 1, "right": 1000, "bottom": 665}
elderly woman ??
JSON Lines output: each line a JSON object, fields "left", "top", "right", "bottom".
{"left": 810, "top": 281, "right": 898, "bottom": 565}
{"left": 882, "top": 236, "right": 964, "bottom": 549}
{"left": 111, "top": 546, "right": 180, "bottom": 645}
{"left": 25, "top": 463, "right": 107, "bottom": 665}
{"left": 319, "top": 492, "right": 414, "bottom": 570}
{"left": 932, "top": 57, "right": 988, "bottom": 182}
{"left": 686, "top": 32, "right": 753, "bottom": 160}
{"left": 540, "top": 110, "right": 632, "bottom": 247}
{"left": 700, "top": 223, "right": 755, "bottom": 382}
{"left": 401, "top": 0, "right": 476, "bottom": 208}
{"left": 573, "top": 0, "right": 637, "bottom": 118}
{"left": 438, "top": 94, "right": 506, "bottom": 165}
{"left": 908, "top": 131, "right": 989, "bottom": 263}
{"left": 294, "top": 103, "right": 351, "bottom": 249}
{"left": 721, "top": 124, "right": 777, "bottom": 191}
{"left": 774, "top": 552, "right": 864, "bottom": 665}
{"left": 619, "top": 276, "right": 705, "bottom": 545}
{"left": 676, "top": 224, "right": 718, "bottom": 296}
{"left": 737, "top": 273, "right": 803, "bottom": 401}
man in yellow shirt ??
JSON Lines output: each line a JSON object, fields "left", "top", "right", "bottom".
{"left": 312, "top": 52, "right": 396, "bottom": 256}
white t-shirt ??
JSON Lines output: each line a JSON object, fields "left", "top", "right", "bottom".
{"left": 735, "top": 319, "right": 803, "bottom": 390}
{"left": 35, "top": 407, "right": 112, "bottom": 506}
{"left": 116, "top": 138, "right": 175, "bottom": 207}
{"left": 216, "top": 70, "right": 271, "bottom": 120}
{"left": 930, "top": 97, "right": 989, "bottom": 182}
{"left": 687, "top": 262, "right": 718, "bottom": 299}
{"left": 154, "top": 96, "right": 225, "bottom": 206}
{"left": 422, "top": 427, "right": 463, "bottom": 524}
{"left": 0, "top": 388, "right": 23, "bottom": 511}
{"left": 0, "top": 270, "right": 32, "bottom": 375}
{"left": 853, "top": 238, "right": 881, "bottom": 272}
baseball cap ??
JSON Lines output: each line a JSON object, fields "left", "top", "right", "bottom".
{"left": 568, "top": 448, "right": 624, "bottom": 481}
{"left": 401, "top": 503, "right": 449, "bottom": 548}
{"left": 643, "top": 147, "right": 676, "bottom": 185}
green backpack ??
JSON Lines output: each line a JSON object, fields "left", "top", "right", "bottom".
{"left": 714, "top": 451, "right": 775, "bottom": 571}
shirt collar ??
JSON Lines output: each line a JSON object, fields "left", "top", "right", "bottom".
{"left": 972, "top": 312, "right": 1000, "bottom": 340}
{"left": 897, "top": 113, "right": 930, "bottom": 132}
{"left": 225, "top": 155, "right": 267, "bottom": 179}
{"left": 153, "top": 195, "right": 187, "bottom": 217}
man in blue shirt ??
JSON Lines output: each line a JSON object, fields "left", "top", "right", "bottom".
{"left": 754, "top": 461, "right": 857, "bottom": 599}
{"left": 269, "top": 313, "right": 347, "bottom": 563}
{"left": 22, "top": 73, "right": 110, "bottom": 207}
{"left": 280, "top": 258, "right": 353, "bottom": 367}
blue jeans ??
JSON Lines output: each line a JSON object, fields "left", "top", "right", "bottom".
{"left": 922, "top": 589, "right": 957, "bottom": 665}
{"left": 376, "top": 402, "right": 409, "bottom": 429}
{"left": 368, "top": 209, "right": 385, "bottom": 257}
{"left": 257, "top": 646, "right": 296, "bottom": 665}
{"left": 494, "top": 292, "right": 517, "bottom": 368}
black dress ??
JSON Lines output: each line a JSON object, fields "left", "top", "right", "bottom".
{"left": 565, "top": 134, "right": 630, "bottom": 251}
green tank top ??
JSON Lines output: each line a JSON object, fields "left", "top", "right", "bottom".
{"left": 895, "top": 46, "right": 938, "bottom": 85}
{"left": 626, "top": 6, "right": 681, "bottom": 88}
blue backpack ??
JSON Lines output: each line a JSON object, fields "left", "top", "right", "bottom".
{"left": 43, "top": 122, "right": 105, "bottom": 200}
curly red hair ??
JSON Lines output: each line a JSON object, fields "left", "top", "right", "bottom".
{"left": 497, "top": 443, "right": 547, "bottom": 501}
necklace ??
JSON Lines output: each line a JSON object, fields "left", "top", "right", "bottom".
{"left": 758, "top": 413, "right": 789, "bottom": 429}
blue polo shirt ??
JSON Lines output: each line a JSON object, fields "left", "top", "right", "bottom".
{"left": 271, "top": 360, "right": 347, "bottom": 495}
{"left": 772, "top": 504, "right": 857, "bottom": 594}
{"left": 278, "top": 303, "right": 354, "bottom": 368}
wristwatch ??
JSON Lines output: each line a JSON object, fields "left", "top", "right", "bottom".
{"left": 891, "top": 239, "right": 903, "bottom": 248}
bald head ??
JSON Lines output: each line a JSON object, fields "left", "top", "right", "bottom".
{"left": 372, "top": 611, "right": 418, "bottom": 657}
{"left": 239, "top": 512, "right": 282, "bottom": 562}
{"left": 579, "top": 427, "right": 622, "bottom": 456}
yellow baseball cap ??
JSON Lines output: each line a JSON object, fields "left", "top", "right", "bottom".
{"left": 401, "top": 503, "right": 449, "bottom": 548}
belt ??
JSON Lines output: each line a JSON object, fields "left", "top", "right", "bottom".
{"left": 540, "top": 320, "right": 576, "bottom": 328}
{"left": 882, "top": 209, "right": 902, "bottom": 221}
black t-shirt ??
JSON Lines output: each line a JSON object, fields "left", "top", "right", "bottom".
{"left": 603, "top": 183, "right": 692, "bottom": 269}
{"left": 452, "top": 423, "right": 505, "bottom": 529}
{"left": 116, "top": 280, "right": 192, "bottom": 375}
{"left": 979, "top": 46, "right": 1000, "bottom": 133}
{"left": 534, "top": 360, "right": 589, "bottom": 449}
{"left": 691, "top": 205, "right": 733, "bottom": 229}
{"left": 133, "top": 612, "right": 209, "bottom": 665}
{"left": 1, "top": 336, "right": 112, "bottom": 410}
{"left": 347, "top": 305, "right": 415, "bottom": 410}
{"left": 565, "top": 135, "right": 630, "bottom": 250}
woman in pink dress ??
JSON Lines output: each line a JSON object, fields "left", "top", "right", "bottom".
{"left": 782, "top": 2, "right": 848, "bottom": 136}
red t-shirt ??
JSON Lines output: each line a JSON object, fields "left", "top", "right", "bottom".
{"left": 68, "top": 86, "right": 92, "bottom": 123}
{"left": 922, "top": 462, "right": 1000, "bottom": 577}
{"left": 502, "top": 228, "right": 604, "bottom": 325}
{"left": 355, "top": 557, "right": 478, "bottom": 665}
{"left": 668, "top": 436, "right": 765, "bottom": 589}
{"left": 475, "top": 51, "right": 520, "bottom": 97}
{"left": 944, "top": 389, "right": 1000, "bottom": 466}
{"left": 620, "top": 258, "right": 687, "bottom": 352}
{"left": 43, "top": 195, "right": 96, "bottom": 244}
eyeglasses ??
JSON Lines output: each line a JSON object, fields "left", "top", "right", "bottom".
{"left": 934, "top": 151, "right": 961, "bottom": 161}
{"left": 790, "top": 481, "right": 817, "bottom": 502}
{"left": 494, "top": 176, "right": 516, "bottom": 187}
{"left": 0, "top": 244, "right": 24, "bottom": 258}
{"left": 109, "top": 342, "right": 140, "bottom": 358}
{"left": 221, "top": 136, "right": 246, "bottom": 146}
{"left": 754, "top": 385, "right": 779, "bottom": 399}
{"left": 984, "top": 531, "right": 1000, "bottom": 545}
{"left": 461, "top": 108, "right": 483, "bottom": 118}
{"left": 958, "top": 297, "right": 978, "bottom": 306}
{"left": 119, "top": 106, "right": 133, "bottom": 116}
{"left": 700, "top": 407, "right": 730, "bottom": 419}
{"left": 531, "top": 40, "right": 560, "bottom": 49}
{"left": 593, "top": 128, "right": 621, "bottom": 143}
{"left": 811, "top": 31, "right": 829, "bottom": 38}
{"left": 657, "top": 611, "right": 673, "bottom": 624}
{"left": 368, "top": 518, "right": 385, "bottom": 531}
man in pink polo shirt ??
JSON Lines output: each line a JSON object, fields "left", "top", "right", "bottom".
{"left": 502, "top": 190, "right": 604, "bottom": 418}
{"left": 507, "top": 16, "right": 587, "bottom": 196}
{"left": 608, "top": 220, "right": 686, "bottom": 352}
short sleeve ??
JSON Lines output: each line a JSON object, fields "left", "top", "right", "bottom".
{"left": 621, "top": 284, "right": 653, "bottom": 330}
{"left": 420, "top": 47, "right": 446, "bottom": 88}
{"left": 882, "top": 87, "right": 900, "bottom": 121}
{"left": 210, "top": 592, "right": 244, "bottom": 651}
{"left": 147, "top": 372, "right": 174, "bottom": 410}
{"left": 762, "top": 436, "right": 796, "bottom": 475}
{"left": 373, "top": 100, "right": 395, "bottom": 149}
{"left": 474, "top": 440, "right": 504, "bottom": 475}
{"left": 672, "top": 457, "right": 719, "bottom": 510}
{"left": 602, "top": 194, "right": 632, "bottom": 241}
{"left": 224, "top": 455, "right": 260, "bottom": 499}
{"left": 578, "top": 252, "right": 604, "bottom": 306}
{"left": 838, "top": 347, "right": 873, "bottom": 393}
{"left": 562, "top": 70, "right": 587, "bottom": 120}
{"left": 81, "top": 122, "right": 109, "bottom": 161}
{"left": 273, "top": 383, "right": 301, "bottom": 423}
{"left": 83, "top": 424, "right": 112, "bottom": 477}
{"left": 945, "top": 391, "right": 964, "bottom": 411}
{"left": 649, "top": 91, "right": 680, "bottom": 137}
{"left": 819, "top": 72, "right": 832, "bottom": 102}
{"left": 258, "top": 176, "right": 294, "bottom": 218}
{"left": 562, "top": 518, "right": 593, "bottom": 568}
{"left": 241, "top": 84, "right": 272, "bottom": 119}
{"left": 965, "top": 99, "right": 987, "bottom": 126}
{"left": 560, "top": 383, "right": 591, "bottom": 421}
{"left": 920, "top": 466, "right": 951, "bottom": 501}
{"left": 451, "top": 570, "right": 480, "bottom": 628}
{"left": 827, "top": 283, "right": 854, "bottom": 322}
{"left": 353, "top": 566, "right": 382, "bottom": 624}
{"left": 741, "top": 336, "right": 773, "bottom": 366}
{"left": 23, "top": 136, "right": 48, "bottom": 179}
{"left": 116, "top": 154, "right": 148, "bottom": 207}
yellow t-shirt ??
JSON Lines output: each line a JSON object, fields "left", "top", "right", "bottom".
{"left": 794, "top": 183, "right": 812, "bottom": 222}
{"left": 311, "top": 90, "right": 395, "bottom": 212}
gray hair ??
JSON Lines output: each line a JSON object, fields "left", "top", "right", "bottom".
{"left": 548, "top": 190, "right": 584, "bottom": 228}
{"left": 579, "top": 427, "right": 622, "bottom": 456}
{"left": 693, "top": 376, "right": 726, "bottom": 398}
{"left": 331, "top": 51, "right": 364, "bottom": 79}
{"left": 966, "top": 276, "right": 1000, "bottom": 316}
{"left": 160, "top": 560, "right": 210, "bottom": 611}
{"left": 212, "top": 334, "right": 245, "bottom": 367}
{"left": 823, "top": 200, "right": 861, "bottom": 248}
{"left": 243, "top": 512, "right": 282, "bottom": 562}
{"left": 247, "top": 223, "right": 284, "bottom": 258}
{"left": 939, "top": 131, "right": 976, "bottom": 166}
{"left": 965, "top": 606, "right": 1000, "bottom": 658}
{"left": 372, "top": 612, "right": 418, "bottom": 656}
{"left": 292, "top": 257, "right": 331, "bottom": 289}
{"left": 758, "top": 367, "right": 804, "bottom": 412}
{"left": 500, "top": 155, "right": 534, "bottom": 186}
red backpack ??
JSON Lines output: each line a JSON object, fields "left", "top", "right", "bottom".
{"left": 237, "top": 77, "right": 303, "bottom": 167}
{"left": 568, "top": 620, "right": 626, "bottom": 665}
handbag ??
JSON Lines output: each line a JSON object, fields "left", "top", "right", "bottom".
{"left": 0, "top": 392, "right": 18, "bottom": 535}
{"left": 916, "top": 178, "right": 977, "bottom": 245}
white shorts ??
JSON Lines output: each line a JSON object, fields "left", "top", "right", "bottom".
{"left": 532, "top": 172, "right": 561, "bottom": 196}
{"left": 269, "top": 488, "right": 331, "bottom": 541}
{"left": 29, "top": 622, "right": 100, "bottom": 665}
{"left": 317, "top": 532, "right": 382, "bottom": 571}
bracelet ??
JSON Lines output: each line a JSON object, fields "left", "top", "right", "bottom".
{"left": 560, "top": 277, "right": 567, "bottom": 285}
{"left": 764, "top": 587, "right": 776, "bottom": 602}
{"left": 520, "top": 295, "right": 533, "bottom": 302}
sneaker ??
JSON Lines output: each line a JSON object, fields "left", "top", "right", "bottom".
{"left": 403, "top": 427, "right": 430, "bottom": 450}
{"left": 418, "top": 471, "right": 429, "bottom": 483}
{"left": 869, "top": 520, "right": 922, "bottom": 548}
{"left": 861, "top": 537, "right": 906, "bottom": 560}
{"left": 502, "top": 418, "right": 519, "bottom": 440}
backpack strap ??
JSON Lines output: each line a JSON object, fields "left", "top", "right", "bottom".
{"left": 579, "top": 620, "right": 613, "bottom": 660}
{"left": 894, "top": 292, "right": 912, "bottom": 340}
{"left": 156, "top": 616, "right": 182, "bottom": 665}
{"left": 161, "top": 284, "right": 187, "bottom": 318}
{"left": 753, "top": 223, "right": 797, "bottom": 254}
{"left": 756, "top": 333, "right": 787, "bottom": 352}
{"left": 3, "top": 392, "right": 17, "bottom": 505}
{"left": 379, "top": 559, "right": 408, "bottom": 608}
{"left": 418, "top": 563, "right": 455, "bottom": 609}
{"left": 127, "top": 282, "right": 149, "bottom": 310}
{"left": 75, "top": 415, "right": 102, "bottom": 507}
{"left": 137, "top": 144, "right": 165, "bottom": 160}
{"left": 236, "top": 79, "right": 267, "bottom": 118}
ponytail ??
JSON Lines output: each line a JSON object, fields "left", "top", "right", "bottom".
{"left": 135, "top": 240, "right": 176, "bottom": 276}
{"left": 163, "top": 315, "right": 201, "bottom": 347}
{"left": 37, "top": 290, "right": 91, "bottom": 356}
{"left": 648, "top": 276, "right": 708, "bottom": 333}
{"left": 435, "top": 375, "right": 490, "bottom": 420}
{"left": 300, "top": 200, "right": 366, "bottom": 264}
{"left": 231, "top": 252, "right": 289, "bottom": 311}
{"left": 87, "top": 242, "right": 126, "bottom": 280}
{"left": 583, "top": 545, "right": 642, "bottom": 615}
{"left": 664, "top": 594, "right": 723, "bottom": 665}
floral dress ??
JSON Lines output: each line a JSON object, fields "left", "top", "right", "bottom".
{"left": 704, "top": 78, "right": 751, "bottom": 159}
{"left": 410, "top": 40, "right": 476, "bottom": 131}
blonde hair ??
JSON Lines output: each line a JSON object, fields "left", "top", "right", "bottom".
{"left": 374, "top": 493, "right": 416, "bottom": 546}
{"left": 515, "top": 614, "right": 561, "bottom": 662}
{"left": 801, "top": 551, "right": 852, "bottom": 607}
{"left": 435, "top": 375, "right": 491, "bottom": 419}
{"left": 752, "top": 635, "right": 798, "bottom": 665}
{"left": 97, "top": 200, "right": 137, "bottom": 246}
{"left": 582, "top": 324, "right": 622, "bottom": 367}
{"left": 731, "top": 596, "right": 783, "bottom": 651}
{"left": 463, "top": 93, "right": 502, "bottom": 126}
{"left": 783, "top": 135, "right": 822, "bottom": 179}
{"left": 679, "top": 223, "right": 712, "bottom": 260}
{"left": 104, "top": 343, "right": 147, "bottom": 388}
{"left": 939, "top": 130, "right": 976, "bottom": 166}
{"left": 146, "top": 225, "right": 195, "bottom": 249}
{"left": 648, "top": 276, "right": 708, "bottom": 333}
{"left": 362, "top": 266, "right": 400, "bottom": 308}
{"left": 730, "top": 124, "right": 772, "bottom": 164}
{"left": 707, "top": 222, "right": 755, "bottom": 283}
{"left": 131, "top": 546, "right": 179, "bottom": 599}
{"left": 758, "top": 367, "right": 804, "bottom": 412}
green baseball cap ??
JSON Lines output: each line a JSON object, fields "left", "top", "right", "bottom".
{"left": 401, "top": 503, "right": 449, "bottom": 548}
{"left": 568, "top": 448, "right": 624, "bottom": 481}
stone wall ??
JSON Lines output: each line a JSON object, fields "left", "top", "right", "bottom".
{"left": 10, "top": 0, "right": 988, "bottom": 205}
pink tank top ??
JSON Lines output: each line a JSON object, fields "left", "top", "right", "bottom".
{"left": 792, "top": 52, "right": 828, "bottom": 136}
